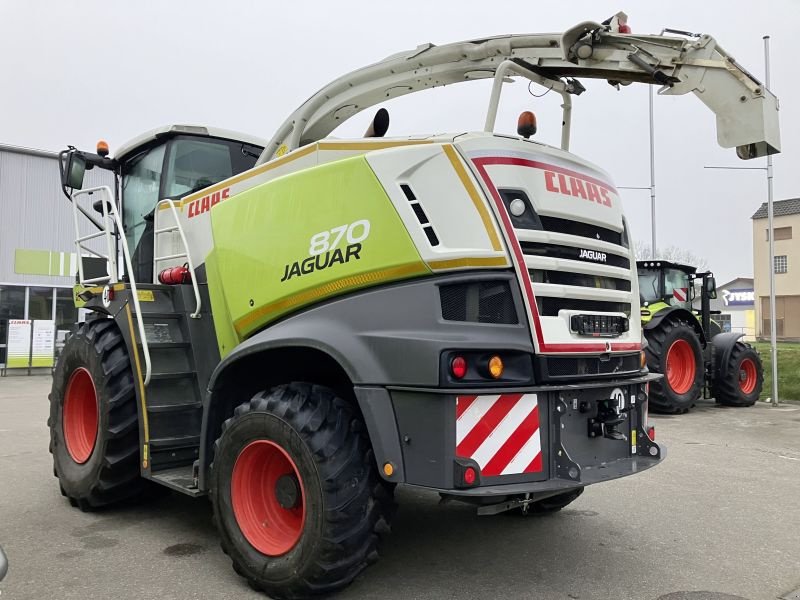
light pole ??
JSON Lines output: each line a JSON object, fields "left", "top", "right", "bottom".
{"left": 704, "top": 35, "right": 778, "bottom": 407}
{"left": 648, "top": 85, "right": 657, "bottom": 257}
{"left": 618, "top": 84, "right": 658, "bottom": 259}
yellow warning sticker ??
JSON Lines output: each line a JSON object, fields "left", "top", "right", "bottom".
{"left": 276, "top": 144, "right": 288, "bottom": 157}
{"left": 137, "top": 290, "right": 155, "bottom": 302}
{"left": 631, "top": 429, "right": 637, "bottom": 454}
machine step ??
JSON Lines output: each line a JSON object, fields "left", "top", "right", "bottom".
{"left": 149, "top": 434, "right": 200, "bottom": 449}
{"left": 150, "top": 370, "right": 196, "bottom": 381}
{"left": 138, "top": 341, "right": 190, "bottom": 349}
{"left": 147, "top": 401, "right": 202, "bottom": 414}
{"left": 148, "top": 466, "right": 204, "bottom": 497}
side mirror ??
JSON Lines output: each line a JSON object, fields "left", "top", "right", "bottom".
{"left": 705, "top": 276, "right": 717, "bottom": 299}
{"left": 62, "top": 151, "right": 86, "bottom": 190}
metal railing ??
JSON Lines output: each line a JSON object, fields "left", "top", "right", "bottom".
{"left": 154, "top": 199, "right": 202, "bottom": 319}
{"left": 71, "top": 186, "right": 152, "bottom": 385}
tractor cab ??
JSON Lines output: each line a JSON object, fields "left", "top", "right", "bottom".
{"left": 637, "top": 260, "right": 698, "bottom": 312}
{"left": 60, "top": 125, "right": 266, "bottom": 283}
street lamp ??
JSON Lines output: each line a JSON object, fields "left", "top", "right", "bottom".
{"left": 618, "top": 84, "right": 658, "bottom": 258}
{"left": 704, "top": 36, "right": 777, "bottom": 407}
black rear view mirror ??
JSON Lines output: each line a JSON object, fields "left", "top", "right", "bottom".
{"left": 705, "top": 276, "right": 717, "bottom": 299}
{"left": 62, "top": 151, "right": 86, "bottom": 190}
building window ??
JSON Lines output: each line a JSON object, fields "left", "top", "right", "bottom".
{"left": 713, "top": 314, "right": 732, "bottom": 333}
{"left": 28, "top": 287, "right": 54, "bottom": 320}
{"left": 774, "top": 255, "right": 788, "bottom": 274}
{"left": 0, "top": 285, "right": 26, "bottom": 321}
{"left": 767, "top": 226, "right": 793, "bottom": 241}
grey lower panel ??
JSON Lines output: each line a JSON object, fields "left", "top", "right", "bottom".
{"left": 355, "top": 386, "right": 405, "bottom": 481}
{"left": 415, "top": 454, "right": 663, "bottom": 497}
{"left": 208, "top": 271, "right": 532, "bottom": 390}
{"left": 388, "top": 377, "right": 664, "bottom": 496}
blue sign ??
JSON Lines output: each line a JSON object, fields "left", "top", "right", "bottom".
{"left": 721, "top": 288, "right": 754, "bottom": 307}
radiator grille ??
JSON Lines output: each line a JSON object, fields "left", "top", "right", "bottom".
{"left": 440, "top": 281, "right": 517, "bottom": 324}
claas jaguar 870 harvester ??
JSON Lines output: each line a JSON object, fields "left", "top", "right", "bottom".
{"left": 51, "top": 14, "right": 779, "bottom": 598}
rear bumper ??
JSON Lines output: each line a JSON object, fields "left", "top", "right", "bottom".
{"left": 356, "top": 373, "right": 664, "bottom": 497}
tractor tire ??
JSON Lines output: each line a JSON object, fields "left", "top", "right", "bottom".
{"left": 506, "top": 487, "right": 584, "bottom": 516}
{"left": 210, "top": 383, "right": 394, "bottom": 600}
{"left": 713, "top": 343, "right": 763, "bottom": 407}
{"left": 644, "top": 318, "right": 704, "bottom": 414}
{"left": 48, "top": 319, "right": 145, "bottom": 510}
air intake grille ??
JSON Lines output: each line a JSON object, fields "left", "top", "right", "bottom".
{"left": 401, "top": 183, "right": 440, "bottom": 247}
{"left": 440, "top": 281, "right": 517, "bottom": 324}
{"left": 539, "top": 215, "right": 623, "bottom": 246}
{"left": 544, "top": 354, "right": 641, "bottom": 378}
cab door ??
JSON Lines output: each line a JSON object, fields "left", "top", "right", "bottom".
{"left": 120, "top": 135, "right": 262, "bottom": 283}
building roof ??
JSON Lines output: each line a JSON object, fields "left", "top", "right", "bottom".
{"left": 0, "top": 142, "right": 57, "bottom": 159}
{"left": 752, "top": 198, "right": 800, "bottom": 219}
{"left": 719, "top": 277, "right": 753, "bottom": 289}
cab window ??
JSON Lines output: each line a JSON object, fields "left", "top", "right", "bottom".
{"left": 638, "top": 269, "right": 661, "bottom": 304}
{"left": 163, "top": 137, "right": 259, "bottom": 199}
{"left": 122, "top": 143, "right": 166, "bottom": 257}
{"left": 663, "top": 268, "right": 690, "bottom": 305}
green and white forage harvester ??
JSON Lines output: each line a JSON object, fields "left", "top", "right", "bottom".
{"left": 52, "top": 14, "right": 779, "bottom": 598}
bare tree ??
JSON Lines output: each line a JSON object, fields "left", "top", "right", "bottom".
{"left": 634, "top": 242, "right": 709, "bottom": 271}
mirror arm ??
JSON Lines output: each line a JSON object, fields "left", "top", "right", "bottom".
{"left": 82, "top": 152, "right": 117, "bottom": 171}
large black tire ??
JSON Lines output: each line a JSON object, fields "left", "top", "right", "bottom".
{"left": 210, "top": 383, "right": 394, "bottom": 600}
{"left": 713, "top": 342, "right": 763, "bottom": 407}
{"left": 48, "top": 319, "right": 145, "bottom": 510}
{"left": 644, "top": 318, "right": 704, "bottom": 414}
{"left": 505, "top": 487, "right": 584, "bottom": 516}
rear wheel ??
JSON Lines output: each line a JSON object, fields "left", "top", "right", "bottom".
{"left": 644, "top": 318, "right": 704, "bottom": 413}
{"left": 211, "top": 383, "right": 394, "bottom": 600}
{"left": 713, "top": 343, "right": 763, "bottom": 407}
{"left": 48, "top": 319, "right": 144, "bottom": 510}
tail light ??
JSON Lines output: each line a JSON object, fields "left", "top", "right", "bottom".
{"left": 647, "top": 425, "right": 656, "bottom": 441}
{"left": 454, "top": 459, "right": 480, "bottom": 488}
{"left": 450, "top": 356, "right": 467, "bottom": 379}
{"left": 442, "top": 351, "right": 533, "bottom": 386}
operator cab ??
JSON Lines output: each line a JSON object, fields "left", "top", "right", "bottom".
{"left": 637, "top": 260, "right": 697, "bottom": 310}
{"left": 61, "top": 125, "right": 266, "bottom": 283}
{"left": 116, "top": 126, "right": 265, "bottom": 282}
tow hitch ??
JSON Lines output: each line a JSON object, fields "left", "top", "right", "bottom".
{"left": 585, "top": 398, "right": 630, "bottom": 441}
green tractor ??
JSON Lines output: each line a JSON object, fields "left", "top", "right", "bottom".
{"left": 637, "top": 261, "right": 764, "bottom": 413}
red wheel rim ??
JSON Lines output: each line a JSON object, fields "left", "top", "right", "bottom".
{"left": 739, "top": 358, "right": 758, "bottom": 394}
{"left": 63, "top": 367, "right": 99, "bottom": 464}
{"left": 231, "top": 440, "right": 306, "bottom": 556}
{"left": 665, "top": 339, "right": 696, "bottom": 395}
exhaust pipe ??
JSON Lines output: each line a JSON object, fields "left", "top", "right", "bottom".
{"left": 364, "top": 108, "right": 390, "bottom": 138}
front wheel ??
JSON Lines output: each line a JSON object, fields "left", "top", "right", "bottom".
{"left": 48, "top": 319, "right": 144, "bottom": 510}
{"left": 644, "top": 319, "right": 704, "bottom": 414}
{"left": 210, "top": 383, "right": 393, "bottom": 600}
{"left": 713, "top": 343, "right": 763, "bottom": 407}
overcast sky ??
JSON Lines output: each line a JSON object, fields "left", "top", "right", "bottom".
{"left": 2, "top": 0, "right": 797, "bottom": 284}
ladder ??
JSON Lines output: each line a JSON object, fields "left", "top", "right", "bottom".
{"left": 71, "top": 186, "right": 155, "bottom": 382}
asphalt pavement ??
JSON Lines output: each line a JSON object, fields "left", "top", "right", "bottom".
{"left": 0, "top": 375, "right": 798, "bottom": 600}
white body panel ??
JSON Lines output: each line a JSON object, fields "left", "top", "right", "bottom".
{"left": 454, "top": 134, "right": 641, "bottom": 354}
{"left": 365, "top": 144, "right": 508, "bottom": 269}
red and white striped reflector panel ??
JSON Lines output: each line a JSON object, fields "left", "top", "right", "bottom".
{"left": 673, "top": 287, "right": 688, "bottom": 302}
{"left": 456, "top": 394, "right": 542, "bottom": 477}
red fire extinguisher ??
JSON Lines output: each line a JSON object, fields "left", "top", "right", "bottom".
{"left": 158, "top": 263, "right": 192, "bottom": 285}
